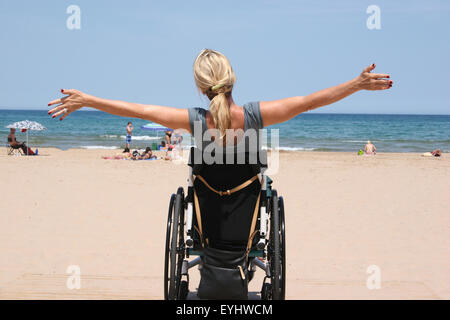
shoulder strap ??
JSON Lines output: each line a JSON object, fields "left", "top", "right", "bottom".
{"left": 193, "top": 190, "right": 207, "bottom": 247}
{"left": 246, "top": 179, "right": 263, "bottom": 259}
{"left": 196, "top": 175, "right": 258, "bottom": 196}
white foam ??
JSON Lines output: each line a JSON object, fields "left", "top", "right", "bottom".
{"left": 100, "top": 135, "right": 119, "bottom": 138}
{"left": 81, "top": 146, "right": 119, "bottom": 150}
{"left": 120, "top": 135, "right": 160, "bottom": 141}
{"left": 263, "top": 146, "right": 316, "bottom": 151}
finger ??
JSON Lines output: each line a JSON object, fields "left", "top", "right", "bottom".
{"left": 59, "top": 109, "right": 73, "bottom": 121}
{"left": 369, "top": 73, "right": 390, "bottom": 79}
{"left": 48, "top": 103, "right": 68, "bottom": 115}
{"left": 51, "top": 108, "right": 67, "bottom": 118}
{"left": 374, "top": 79, "right": 392, "bottom": 86}
{"left": 375, "top": 80, "right": 393, "bottom": 90}
{"left": 47, "top": 89, "right": 73, "bottom": 107}
{"left": 48, "top": 96, "right": 68, "bottom": 109}
{"left": 368, "top": 85, "right": 390, "bottom": 91}
{"left": 48, "top": 98, "right": 64, "bottom": 107}
{"left": 378, "top": 84, "right": 391, "bottom": 90}
{"left": 363, "top": 63, "right": 376, "bottom": 73}
{"left": 48, "top": 105, "right": 63, "bottom": 115}
{"left": 61, "top": 89, "right": 77, "bottom": 95}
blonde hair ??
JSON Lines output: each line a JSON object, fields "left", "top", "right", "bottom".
{"left": 193, "top": 49, "right": 236, "bottom": 138}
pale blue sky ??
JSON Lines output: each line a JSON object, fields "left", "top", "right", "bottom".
{"left": 0, "top": 0, "right": 449, "bottom": 114}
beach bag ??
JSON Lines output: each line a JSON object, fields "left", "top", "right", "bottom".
{"left": 194, "top": 174, "right": 262, "bottom": 300}
{"left": 198, "top": 247, "right": 249, "bottom": 300}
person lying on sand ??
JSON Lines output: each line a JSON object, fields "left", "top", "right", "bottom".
{"left": 133, "top": 147, "right": 157, "bottom": 160}
{"left": 103, "top": 148, "right": 159, "bottom": 160}
{"left": 431, "top": 149, "right": 442, "bottom": 157}
{"left": 422, "top": 149, "right": 442, "bottom": 157}
{"left": 364, "top": 140, "right": 376, "bottom": 155}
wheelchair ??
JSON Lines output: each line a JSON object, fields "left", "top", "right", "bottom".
{"left": 164, "top": 147, "right": 286, "bottom": 300}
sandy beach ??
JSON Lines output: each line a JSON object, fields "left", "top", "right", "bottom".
{"left": 1, "top": 148, "right": 449, "bottom": 299}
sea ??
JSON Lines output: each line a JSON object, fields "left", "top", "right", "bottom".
{"left": 1, "top": 109, "right": 449, "bottom": 153}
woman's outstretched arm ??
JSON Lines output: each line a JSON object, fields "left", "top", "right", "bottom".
{"left": 48, "top": 90, "right": 190, "bottom": 131}
{"left": 260, "top": 64, "right": 392, "bottom": 126}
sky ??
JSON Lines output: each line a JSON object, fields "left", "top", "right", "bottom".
{"left": 0, "top": 0, "right": 449, "bottom": 114}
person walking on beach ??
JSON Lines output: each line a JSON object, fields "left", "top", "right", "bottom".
{"left": 125, "top": 121, "right": 133, "bottom": 150}
{"left": 48, "top": 49, "right": 392, "bottom": 157}
{"left": 364, "top": 140, "right": 376, "bottom": 155}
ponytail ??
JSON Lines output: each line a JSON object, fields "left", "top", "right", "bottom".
{"left": 193, "top": 49, "right": 236, "bottom": 139}
{"left": 209, "top": 91, "right": 231, "bottom": 138}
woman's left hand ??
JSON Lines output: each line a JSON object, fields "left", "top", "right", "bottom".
{"left": 48, "top": 89, "right": 89, "bottom": 121}
{"left": 357, "top": 63, "right": 392, "bottom": 91}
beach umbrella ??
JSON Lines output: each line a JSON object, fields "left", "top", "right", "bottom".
{"left": 140, "top": 122, "right": 173, "bottom": 141}
{"left": 6, "top": 120, "right": 46, "bottom": 155}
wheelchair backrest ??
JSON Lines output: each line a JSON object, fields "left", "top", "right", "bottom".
{"left": 188, "top": 147, "right": 267, "bottom": 250}
{"left": 188, "top": 147, "right": 267, "bottom": 188}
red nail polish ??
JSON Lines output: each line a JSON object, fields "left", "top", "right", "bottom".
{"left": 52, "top": 115, "right": 56, "bottom": 118}
{"left": 387, "top": 75, "right": 390, "bottom": 78}
{"left": 61, "top": 89, "right": 64, "bottom": 93}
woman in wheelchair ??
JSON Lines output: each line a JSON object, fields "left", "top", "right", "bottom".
{"left": 48, "top": 49, "right": 392, "bottom": 300}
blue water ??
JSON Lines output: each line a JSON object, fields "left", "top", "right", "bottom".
{"left": 1, "top": 109, "right": 449, "bottom": 152}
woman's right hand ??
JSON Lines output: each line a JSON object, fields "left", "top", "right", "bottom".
{"left": 48, "top": 89, "right": 90, "bottom": 121}
{"left": 357, "top": 63, "right": 392, "bottom": 91}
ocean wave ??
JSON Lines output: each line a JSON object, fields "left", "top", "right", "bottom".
{"left": 99, "top": 135, "right": 161, "bottom": 141}
{"left": 120, "top": 135, "right": 160, "bottom": 141}
{"left": 344, "top": 140, "right": 374, "bottom": 143}
{"left": 100, "top": 135, "right": 119, "bottom": 138}
{"left": 263, "top": 146, "right": 316, "bottom": 151}
{"left": 81, "top": 146, "right": 119, "bottom": 149}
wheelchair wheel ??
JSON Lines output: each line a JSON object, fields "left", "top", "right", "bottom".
{"left": 261, "top": 282, "right": 272, "bottom": 300}
{"left": 178, "top": 280, "right": 189, "bottom": 300}
{"left": 269, "top": 190, "right": 282, "bottom": 300}
{"left": 279, "top": 195, "right": 286, "bottom": 300}
{"left": 164, "top": 187, "right": 185, "bottom": 300}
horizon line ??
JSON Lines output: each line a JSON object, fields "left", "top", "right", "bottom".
{"left": 0, "top": 108, "right": 449, "bottom": 117}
